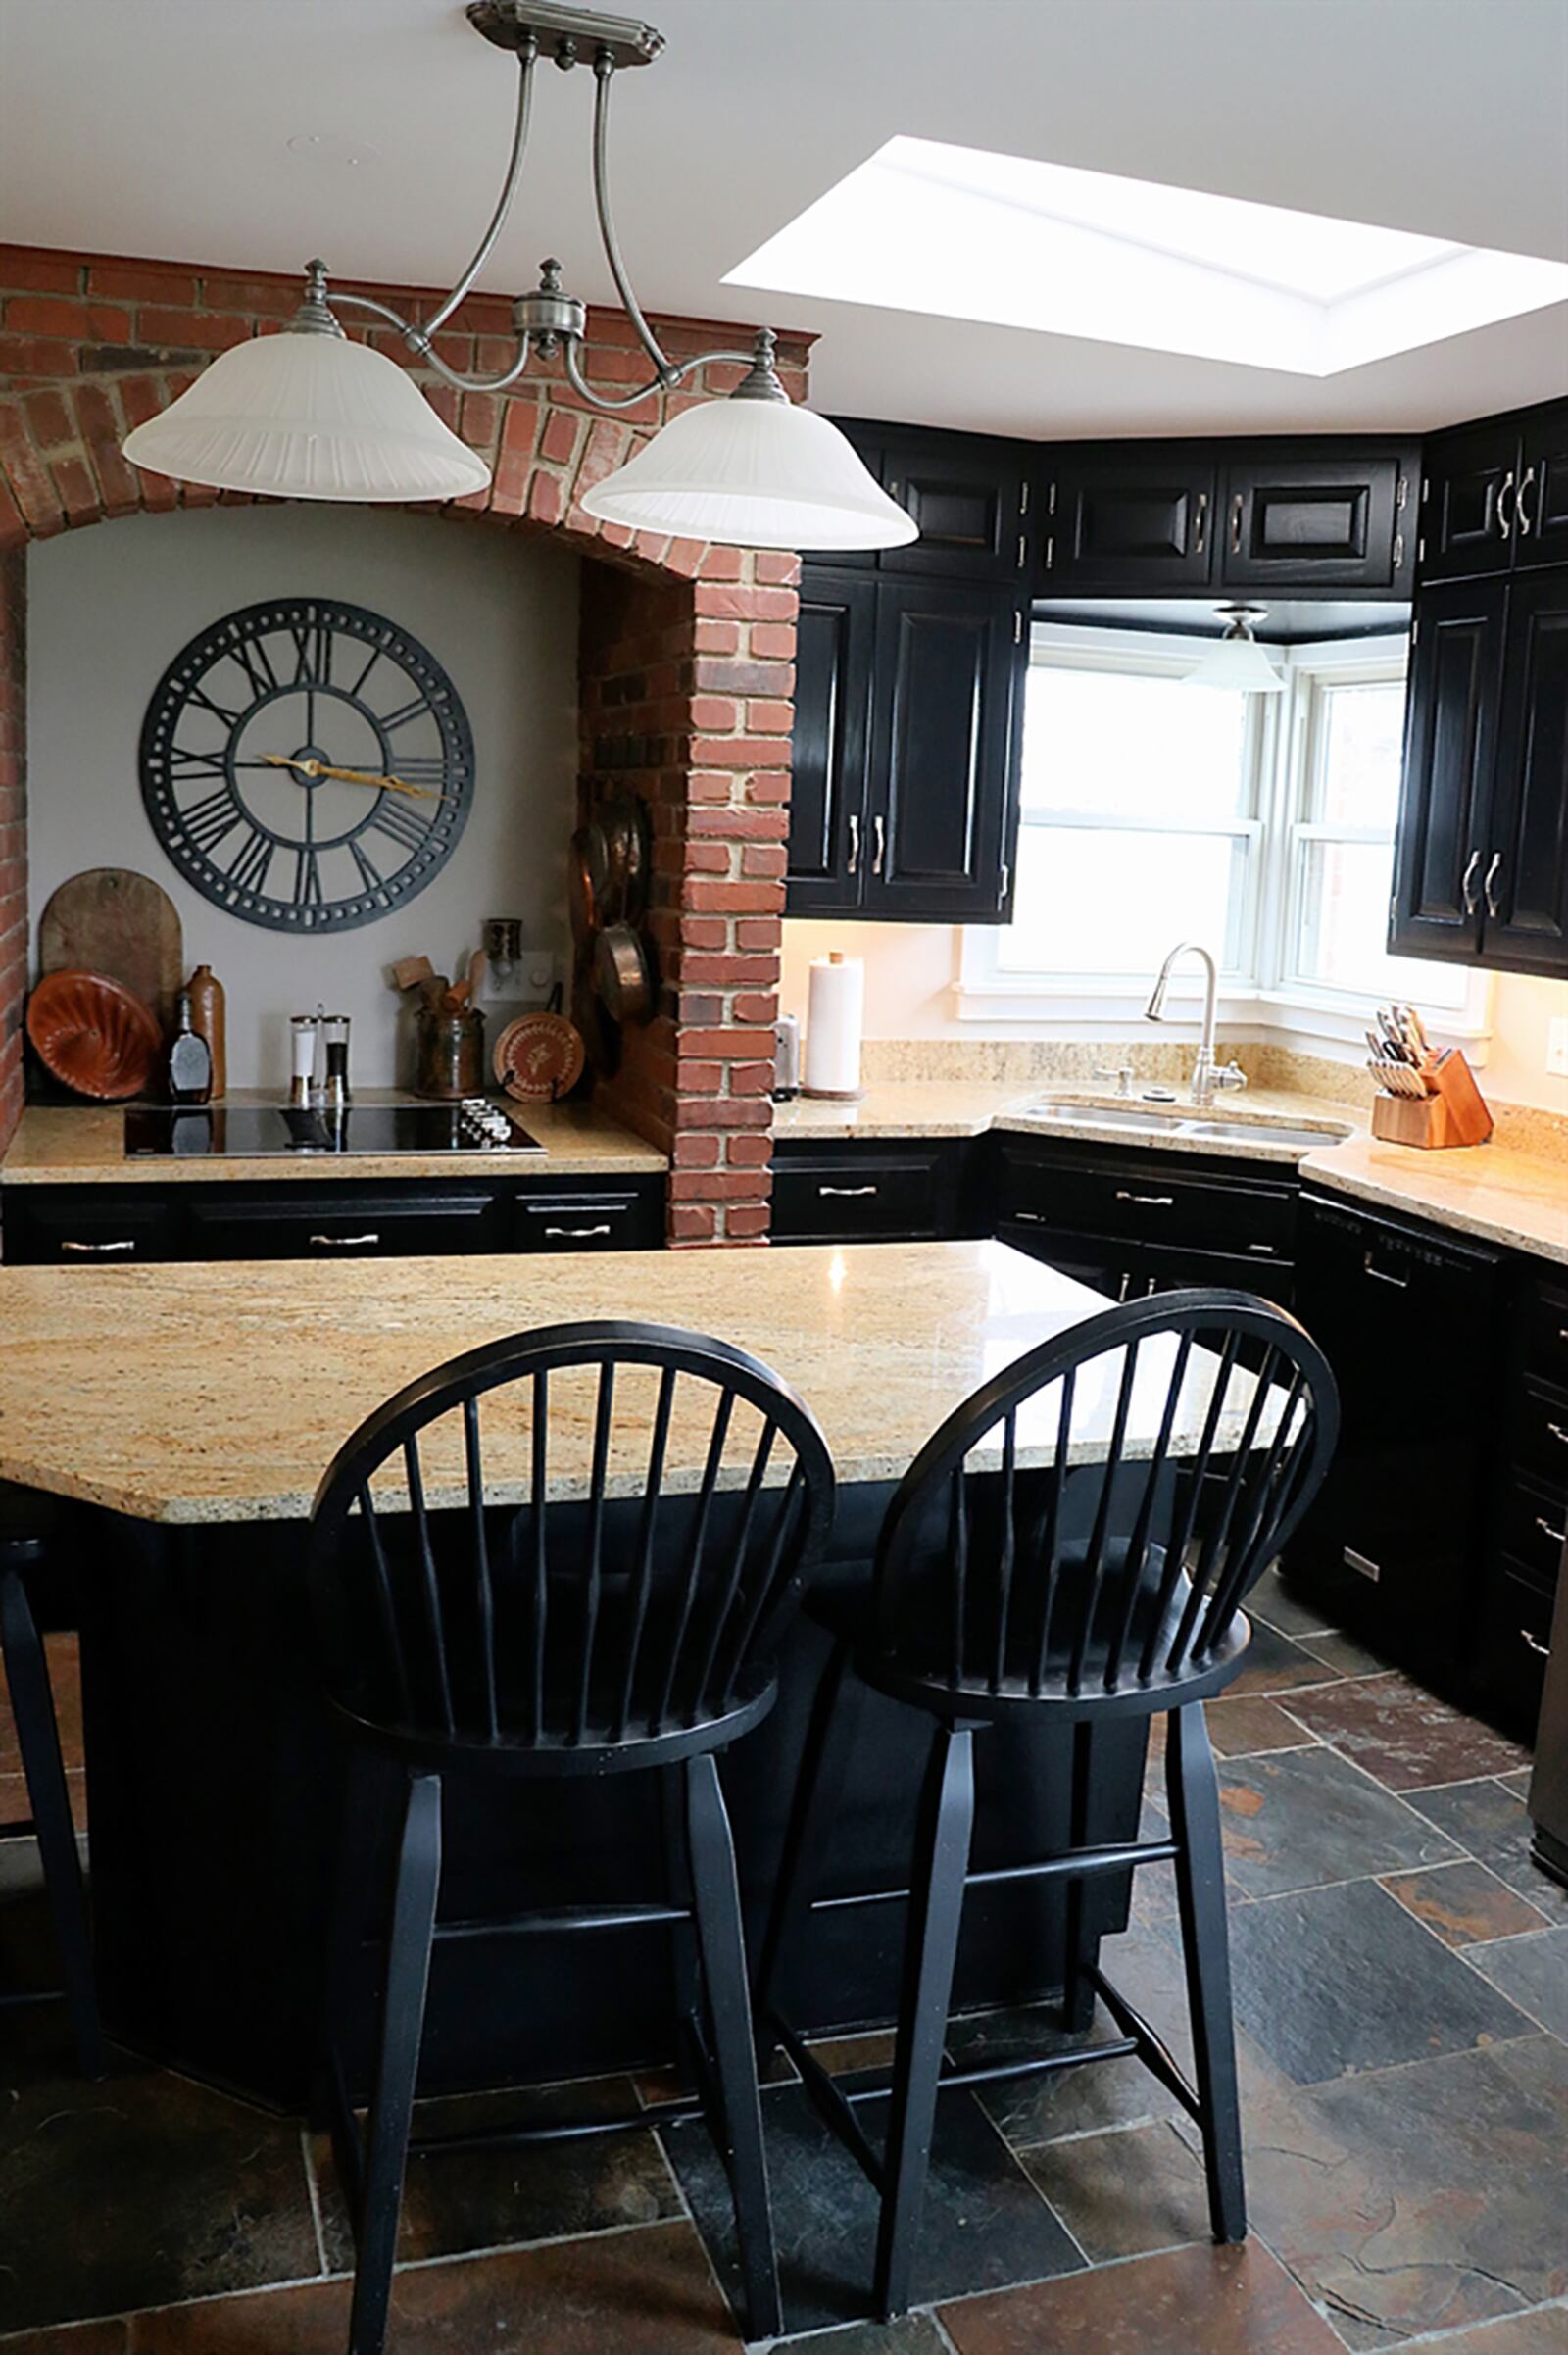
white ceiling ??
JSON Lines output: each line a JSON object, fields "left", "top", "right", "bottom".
{"left": 3, "top": 0, "right": 1566, "bottom": 442}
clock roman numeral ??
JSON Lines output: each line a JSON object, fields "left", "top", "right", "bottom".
{"left": 289, "top": 621, "right": 333, "bottom": 689}
{"left": 169, "top": 746, "right": 228, "bottom": 780}
{"left": 349, "top": 839, "right": 384, "bottom": 892}
{"left": 390, "top": 756, "right": 448, "bottom": 789}
{"left": 227, "top": 827, "right": 275, "bottom": 896}
{"left": 181, "top": 783, "right": 245, "bottom": 856}
{"left": 366, "top": 797, "right": 432, "bottom": 855}
{"left": 296, "top": 846, "right": 323, "bottom": 908}
{"left": 186, "top": 686, "right": 246, "bottom": 730}
{"left": 229, "top": 634, "right": 278, "bottom": 701}
{"left": 376, "top": 693, "right": 436, "bottom": 735}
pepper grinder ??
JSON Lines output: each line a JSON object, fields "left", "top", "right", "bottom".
{"left": 321, "top": 1013, "right": 352, "bottom": 1111}
{"left": 289, "top": 1013, "right": 319, "bottom": 1108}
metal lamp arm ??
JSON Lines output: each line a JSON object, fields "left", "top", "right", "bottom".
{"left": 562, "top": 334, "right": 763, "bottom": 412}
{"left": 422, "top": 40, "right": 538, "bottom": 341}
{"left": 590, "top": 52, "right": 676, "bottom": 383}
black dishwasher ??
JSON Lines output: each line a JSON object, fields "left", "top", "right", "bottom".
{"left": 1284, "top": 1191, "right": 1509, "bottom": 1687}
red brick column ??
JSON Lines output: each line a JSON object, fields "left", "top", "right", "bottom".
{"left": 0, "top": 243, "right": 808, "bottom": 1240}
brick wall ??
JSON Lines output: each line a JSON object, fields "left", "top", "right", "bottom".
{"left": 0, "top": 244, "right": 807, "bottom": 1241}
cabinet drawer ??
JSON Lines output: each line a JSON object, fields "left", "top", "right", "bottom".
{"left": 1497, "top": 1471, "right": 1568, "bottom": 1595}
{"left": 3, "top": 1189, "right": 183, "bottom": 1264}
{"left": 996, "top": 1144, "right": 1295, "bottom": 1257}
{"left": 1524, "top": 1276, "right": 1568, "bottom": 1387}
{"left": 772, "top": 1147, "right": 954, "bottom": 1243}
{"left": 1514, "top": 1377, "right": 1568, "bottom": 1497}
{"left": 1477, "top": 1565, "right": 1553, "bottom": 1738}
{"left": 512, "top": 1186, "right": 662, "bottom": 1253}
{"left": 186, "top": 1190, "right": 503, "bottom": 1260}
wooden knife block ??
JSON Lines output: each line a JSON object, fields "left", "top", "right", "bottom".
{"left": 1370, "top": 1051, "right": 1494, "bottom": 1149}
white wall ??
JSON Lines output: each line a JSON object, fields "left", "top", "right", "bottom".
{"left": 27, "top": 505, "right": 579, "bottom": 1090}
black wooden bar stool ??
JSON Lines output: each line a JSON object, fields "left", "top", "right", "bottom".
{"left": 310, "top": 1320, "right": 834, "bottom": 2355}
{"left": 758, "top": 1290, "right": 1337, "bottom": 2320}
{"left": 0, "top": 1489, "right": 105, "bottom": 2077}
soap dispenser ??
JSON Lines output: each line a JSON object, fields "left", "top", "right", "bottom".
{"left": 166, "top": 990, "right": 214, "bottom": 1105}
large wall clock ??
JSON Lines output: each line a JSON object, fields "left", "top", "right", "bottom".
{"left": 139, "top": 598, "right": 475, "bottom": 932}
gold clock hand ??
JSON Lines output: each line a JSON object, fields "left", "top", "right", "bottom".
{"left": 259, "top": 753, "right": 446, "bottom": 802}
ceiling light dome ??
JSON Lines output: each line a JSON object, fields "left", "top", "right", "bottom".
{"left": 122, "top": 305, "right": 491, "bottom": 504}
{"left": 1184, "top": 606, "right": 1285, "bottom": 693}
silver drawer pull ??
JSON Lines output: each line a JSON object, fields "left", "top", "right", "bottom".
{"left": 1363, "top": 1256, "right": 1409, "bottom": 1288}
{"left": 1115, "top": 1190, "right": 1173, "bottom": 1206}
{"left": 543, "top": 1223, "right": 612, "bottom": 1239}
{"left": 1247, "top": 1243, "right": 1276, "bottom": 1254}
{"left": 61, "top": 1237, "right": 136, "bottom": 1254}
{"left": 310, "top": 1232, "right": 380, "bottom": 1248}
{"left": 818, "top": 1184, "right": 878, "bottom": 1198}
{"left": 1344, "top": 1545, "right": 1382, "bottom": 1583}
{"left": 1521, "top": 1627, "right": 1549, "bottom": 1659}
{"left": 1547, "top": 1423, "right": 1568, "bottom": 1446}
{"left": 1011, "top": 1208, "right": 1043, "bottom": 1223}
{"left": 1535, "top": 1515, "right": 1567, "bottom": 1546}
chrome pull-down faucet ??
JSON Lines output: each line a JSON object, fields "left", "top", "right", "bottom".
{"left": 1145, "top": 940, "right": 1248, "bottom": 1108}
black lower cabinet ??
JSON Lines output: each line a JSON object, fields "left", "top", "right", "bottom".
{"left": 1474, "top": 1264, "right": 1568, "bottom": 1736}
{"left": 1284, "top": 1193, "right": 1509, "bottom": 1693}
{"left": 770, "top": 1137, "right": 980, "bottom": 1245}
{"left": 1, "top": 1173, "right": 665, "bottom": 1264}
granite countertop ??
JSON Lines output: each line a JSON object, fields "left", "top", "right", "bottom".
{"left": 0, "top": 1090, "right": 667, "bottom": 1183}
{"left": 776, "top": 1079, "right": 1568, "bottom": 1267}
{"left": 0, "top": 1240, "right": 1262, "bottom": 1525}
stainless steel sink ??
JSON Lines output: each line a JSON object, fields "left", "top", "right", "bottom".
{"left": 1015, "top": 1101, "right": 1348, "bottom": 1153}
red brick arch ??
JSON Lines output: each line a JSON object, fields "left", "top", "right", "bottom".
{"left": 0, "top": 245, "right": 808, "bottom": 1242}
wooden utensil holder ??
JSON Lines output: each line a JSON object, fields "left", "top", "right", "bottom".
{"left": 1370, "top": 1050, "right": 1493, "bottom": 1149}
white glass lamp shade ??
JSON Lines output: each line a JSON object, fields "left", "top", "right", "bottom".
{"left": 1184, "top": 627, "right": 1285, "bottom": 693}
{"left": 579, "top": 395, "right": 917, "bottom": 551}
{"left": 122, "top": 328, "right": 492, "bottom": 503}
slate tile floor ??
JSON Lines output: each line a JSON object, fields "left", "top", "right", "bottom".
{"left": 2, "top": 1605, "right": 1565, "bottom": 2353}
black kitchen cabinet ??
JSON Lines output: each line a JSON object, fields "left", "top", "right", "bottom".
{"left": 1043, "top": 453, "right": 1218, "bottom": 591}
{"left": 770, "top": 1136, "right": 978, "bottom": 1245}
{"left": 1475, "top": 1264, "right": 1568, "bottom": 1736}
{"left": 1, "top": 1171, "right": 665, "bottom": 1264}
{"left": 785, "top": 568, "right": 1024, "bottom": 923}
{"left": 1221, "top": 451, "right": 1412, "bottom": 594}
{"left": 1391, "top": 564, "right": 1568, "bottom": 976}
{"left": 1420, "top": 397, "right": 1568, "bottom": 583}
{"left": 1283, "top": 1194, "right": 1508, "bottom": 1686}
{"left": 804, "top": 420, "right": 1032, "bottom": 583}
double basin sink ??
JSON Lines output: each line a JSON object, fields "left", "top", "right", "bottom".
{"left": 1016, "top": 1100, "right": 1350, "bottom": 1153}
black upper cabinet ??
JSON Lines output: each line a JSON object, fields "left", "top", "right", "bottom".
{"left": 1486, "top": 569, "right": 1568, "bottom": 971}
{"left": 785, "top": 569, "right": 1023, "bottom": 922}
{"left": 786, "top": 569, "right": 875, "bottom": 917}
{"left": 1044, "top": 454, "right": 1217, "bottom": 590}
{"left": 869, "top": 580, "right": 1020, "bottom": 920}
{"left": 1391, "top": 579, "right": 1504, "bottom": 961}
{"left": 877, "top": 429, "right": 1031, "bottom": 581}
{"left": 1222, "top": 453, "right": 1410, "bottom": 593}
{"left": 1421, "top": 398, "right": 1568, "bottom": 583}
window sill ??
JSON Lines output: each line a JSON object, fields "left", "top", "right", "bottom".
{"left": 952, "top": 976, "right": 1494, "bottom": 1057}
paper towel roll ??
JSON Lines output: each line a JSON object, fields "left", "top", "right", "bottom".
{"left": 804, "top": 953, "right": 864, "bottom": 1099}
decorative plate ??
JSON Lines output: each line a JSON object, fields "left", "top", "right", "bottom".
{"left": 26, "top": 969, "right": 164, "bottom": 1100}
{"left": 493, "top": 1012, "right": 586, "bottom": 1102}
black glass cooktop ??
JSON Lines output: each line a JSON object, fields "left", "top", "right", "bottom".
{"left": 124, "top": 1104, "right": 543, "bottom": 1157}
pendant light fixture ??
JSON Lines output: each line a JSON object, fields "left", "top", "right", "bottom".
{"left": 1183, "top": 605, "right": 1285, "bottom": 693}
{"left": 122, "top": 1, "right": 915, "bottom": 553}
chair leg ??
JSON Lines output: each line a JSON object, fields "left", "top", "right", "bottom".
{"left": 314, "top": 1744, "right": 394, "bottom": 2218}
{"left": 1060, "top": 1717, "right": 1098, "bottom": 2036}
{"left": 684, "top": 1751, "right": 782, "bottom": 2346}
{"left": 874, "top": 1720, "right": 975, "bottom": 2323}
{"left": 348, "top": 1770, "right": 443, "bottom": 2355}
{"left": 1165, "top": 1701, "right": 1246, "bottom": 2244}
{"left": 0, "top": 1570, "right": 105, "bottom": 2079}
{"left": 753, "top": 1635, "right": 862, "bottom": 2050}
{"left": 660, "top": 1763, "right": 702, "bottom": 2039}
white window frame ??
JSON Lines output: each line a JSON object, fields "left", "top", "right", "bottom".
{"left": 959, "top": 622, "right": 1493, "bottom": 1055}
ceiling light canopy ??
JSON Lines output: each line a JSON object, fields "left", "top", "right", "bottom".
{"left": 122, "top": 1, "right": 912, "bottom": 551}
{"left": 1183, "top": 607, "right": 1285, "bottom": 693}
{"left": 726, "top": 136, "right": 1568, "bottom": 378}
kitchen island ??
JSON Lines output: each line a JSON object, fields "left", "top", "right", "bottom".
{"left": 1, "top": 1241, "right": 1215, "bottom": 2107}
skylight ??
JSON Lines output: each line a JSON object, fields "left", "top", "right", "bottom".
{"left": 724, "top": 138, "right": 1568, "bottom": 376}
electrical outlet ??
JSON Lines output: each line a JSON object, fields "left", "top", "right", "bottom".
{"left": 1548, "top": 1016, "right": 1568, "bottom": 1077}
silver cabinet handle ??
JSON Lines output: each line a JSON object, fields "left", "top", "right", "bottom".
{"left": 846, "top": 812, "right": 860, "bottom": 877}
{"left": 61, "top": 1237, "right": 135, "bottom": 1254}
{"left": 1011, "top": 1207, "right": 1043, "bottom": 1223}
{"left": 1115, "top": 1190, "right": 1173, "bottom": 1206}
{"left": 543, "top": 1223, "right": 612, "bottom": 1239}
{"left": 818, "top": 1184, "right": 878, "bottom": 1198}
{"left": 872, "top": 813, "right": 886, "bottom": 876}
{"left": 1344, "top": 1545, "right": 1382, "bottom": 1583}
{"left": 1484, "top": 850, "right": 1502, "bottom": 918}
{"left": 1194, "top": 490, "right": 1208, "bottom": 556}
{"left": 310, "top": 1232, "right": 380, "bottom": 1248}
{"left": 1247, "top": 1243, "right": 1277, "bottom": 1254}
{"left": 1461, "top": 848, "right": 1481, "bottom": 912}
{"left": 1230, "top": 491, "right": 1245, "bottom": 554}
{"left": 1536, "top": 1515, "right": 1567, "bottom": 1546}
{"left": 1117, "top": 1271, "right": 1133, "bottom": 1301}
{"left": 1496, "top": 470, "right": 1517, "bottom": 535}
{"left": 1521, "top": 1626, "right": 1549, "bottom": 1658}
{"left": 1517, "top": 465, "right": 1538, "bottom": 535}
{"left": 1363, "top": 1255, "right": 1409, "bottom": 1288}
{"left": 1546, "top": 1423, "right": 1568, "bottom": 1446}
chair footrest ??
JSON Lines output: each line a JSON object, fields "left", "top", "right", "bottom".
{"left": 809, "top": 1835, "right": 1180, "bottom": 1918}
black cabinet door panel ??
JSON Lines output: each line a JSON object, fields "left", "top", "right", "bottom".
{"left": 1390, "top": 579, "right": 1504, "bottom": 959}
{"left": 3, "top": 1187, "right": 183, "bottom": 1264}
{"left": 1045, "top": 457, "right": 1216, "bottom": 589}
{"left": 876, "top": 431, "right": 1028, "bottom": 581}
{"left": 1420, "top": 418, "right": 1518, "bottom": 583}
{"left": 186, "top": 1188, "right": 504, "bottom": 1259}
{"left": 1516, "top": 408, "right": 1568, "bottom": 570}
{"left": 1221, "top": 454, "right": 1405, "bottom": 591}
{"left": 512, "top": 1185, "right": 662, "bottom": 1252}
{"left": 785, "top": 568, "right": 875, "bottom": 915}
{"left": 994, "top": 1139, "right": 1296, "bottom": 1256}
{"left": 867, "top": 580, "right": 1019, "bottom": 920}
{"left": 771, "top": 1141, "right": 962, "bottom": 1244}
{"left": 1484, "top": 569, "right": 1568, "bottom": 973}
